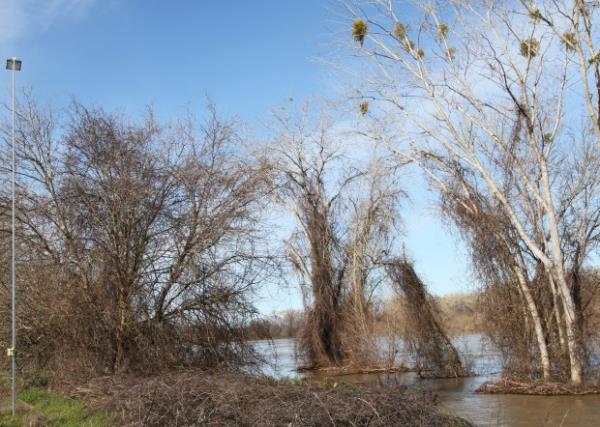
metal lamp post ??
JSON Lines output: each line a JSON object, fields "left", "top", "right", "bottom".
{"left": 6, "top": 57, "right": 21, "bottom": 417}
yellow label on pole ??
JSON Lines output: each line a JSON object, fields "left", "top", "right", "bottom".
{"left": 6, "top": 348, "right": 14, "bottom": 357}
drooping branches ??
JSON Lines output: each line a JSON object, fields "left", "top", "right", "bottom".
{"left": 387, "top": 257, "right": 466, "bottom": 378}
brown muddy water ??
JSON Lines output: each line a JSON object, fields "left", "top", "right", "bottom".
{"left": 252, "top": 336, "right": 600, "bottom": 426}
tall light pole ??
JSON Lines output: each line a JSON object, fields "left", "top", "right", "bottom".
{"left": 6, "top": 57, "right": 21, "bottom": 418}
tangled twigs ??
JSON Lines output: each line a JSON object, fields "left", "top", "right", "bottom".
{"left": 83, "top": 370, "right": 473, "bottom": 426}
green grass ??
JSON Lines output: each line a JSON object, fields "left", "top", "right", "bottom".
{"left": 0, "top": 387, "right": 113, "bottom": 427}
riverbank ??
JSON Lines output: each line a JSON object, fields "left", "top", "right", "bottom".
{"left": 0, "top": 373, "right": 112, "bottom": 427}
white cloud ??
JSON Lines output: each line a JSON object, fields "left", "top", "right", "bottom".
{"left": 0, "top": 0, "right": 95, "bottom": 43}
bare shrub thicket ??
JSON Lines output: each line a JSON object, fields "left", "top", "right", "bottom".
{"left": 0, "top": 97, "right": 270, "bottom": 376}
{"left": 266, "top": 107, "right": 401, "bottom": 368}
{"left": 345, "top": 0, "right": 600, "bottom": 384}
{"left": 386, "top": 258, "right": 466, "bottom": 378}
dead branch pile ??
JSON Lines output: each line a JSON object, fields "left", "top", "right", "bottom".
{"left": 477, "top": 378, "right": 600, "bottom": 396}
{"left": 387, "top": 258, "right": 466, "bottom": 378}
{"left": 81, "top": 370, "right": 473, "bottom": 427}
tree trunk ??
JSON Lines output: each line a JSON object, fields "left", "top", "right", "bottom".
{"left": 514, "top": 267, "right": 551, "bottom": 381}
{"left": 552, "top": 267, "right": 583, "bottom": 384}
{"left": 542, "top": 161, "right": 583, "bottom": 384}
{"left": 548, "top": 274, "right": 567, "bottom": 354}
{"left": 113, "top": 288, "right": 130, "bottom": 373}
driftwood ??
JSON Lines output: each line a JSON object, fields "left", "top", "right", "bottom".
{"left": 477, "top": 378, "right": 600, "bottom": 395}
{"left": 296, "top": 364, "right": 411, "bottom": 376}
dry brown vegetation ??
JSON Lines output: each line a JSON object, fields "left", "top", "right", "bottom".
{"left": 2, "top": 6, "right": 600, "bottom": 423}
{"left": 436, "top": 293, "right": 480, "bottom": 336}
{"left": 386, "top": 258, "right": 467, "bottom": 378}
{"left": 257, "top": 293, "right": 480, "bottom": 340}
{"left": 244, "top": 310, "right": 305, "bottom": 340}
{"left": 0, "top": 96, "right": 478, "bottom": 425}
{"left": 476, "top": 378, "right": 600, "bottom": 396}
{"left": 373, "top": 293, "right": 480, "bottom": 337}
{"left": 80, "top": 370, "right": 473, "bottom": 427}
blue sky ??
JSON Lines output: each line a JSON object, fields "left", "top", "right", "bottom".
{"left": 0, "top": 0, "right": 333, "bottom": 119}
{"left": 0, "top": 0, "right": 470, "bottom": 314}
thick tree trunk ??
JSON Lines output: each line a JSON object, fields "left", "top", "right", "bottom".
{"left": 542, "top": 162, "right": 583, "bottom": 384}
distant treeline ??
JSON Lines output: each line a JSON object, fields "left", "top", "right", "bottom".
{"left": 246, "top": 292, "right": 481, "bottom": 340}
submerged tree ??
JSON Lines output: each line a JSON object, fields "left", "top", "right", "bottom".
{"left": 266, "top": 108, "right": 349, "bottom": 367}
{"left": 343, "top": 159, "right": 401, "bottom": 366}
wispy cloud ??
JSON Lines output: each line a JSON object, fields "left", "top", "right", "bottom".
{"left": 0, "top": 0, "right": 95, "bottom": 44}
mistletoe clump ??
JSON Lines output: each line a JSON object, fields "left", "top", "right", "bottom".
{"left": 438, "top": 23, "right": 448, "bottom": 38}
{"left": 394, "top": 22, "right": 407, "bottom": 39}
{"left": 520, "top": 38, "right": 539, "bottom": 58}
{"left": 562, "top": 32, "right": 576, "bottom": 51}
{"left": 359, "top": 101, "right": 369, "bottom": 115}
{"left": 352, "top": 19, "right": 368, "bottom": 46}
{"left": 530, "top": 8, "right": 543, "bottom": 21}
{"left": 446, "top": 47, "right": 456, "bottom": 60}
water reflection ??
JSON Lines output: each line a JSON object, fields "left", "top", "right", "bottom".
{"left": 252, "top": 335, "right": 600, "bottom": 426}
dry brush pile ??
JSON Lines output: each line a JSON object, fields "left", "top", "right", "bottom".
{"left": 82, "top": 370, "right": 473, "bottom": 427}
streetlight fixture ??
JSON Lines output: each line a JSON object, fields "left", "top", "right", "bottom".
{"left": 6, "top": 56, "right": 21, "bottom": 417}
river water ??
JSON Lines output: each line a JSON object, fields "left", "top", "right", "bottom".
{"left": 252, "top": 336, "right": 600, "bottom": 426}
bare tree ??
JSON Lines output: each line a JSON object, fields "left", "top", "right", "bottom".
{"left": 344, "top": 0, "right": 600, "bottom": 384}
{"left": 266, "top": 105, "right": 402, "bottom": 368}
{"left": 343, "top": 158, "right": 401, "bottom": 365}
{"left": 0, "top": 96, "right": 270, "bottom": 375}
{"left": 266, "top": 107, "right": 350, "bottom": 367}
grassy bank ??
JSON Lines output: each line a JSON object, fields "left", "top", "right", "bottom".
{"left": 0, "top": 375, "right": 112, "bottom": 427}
